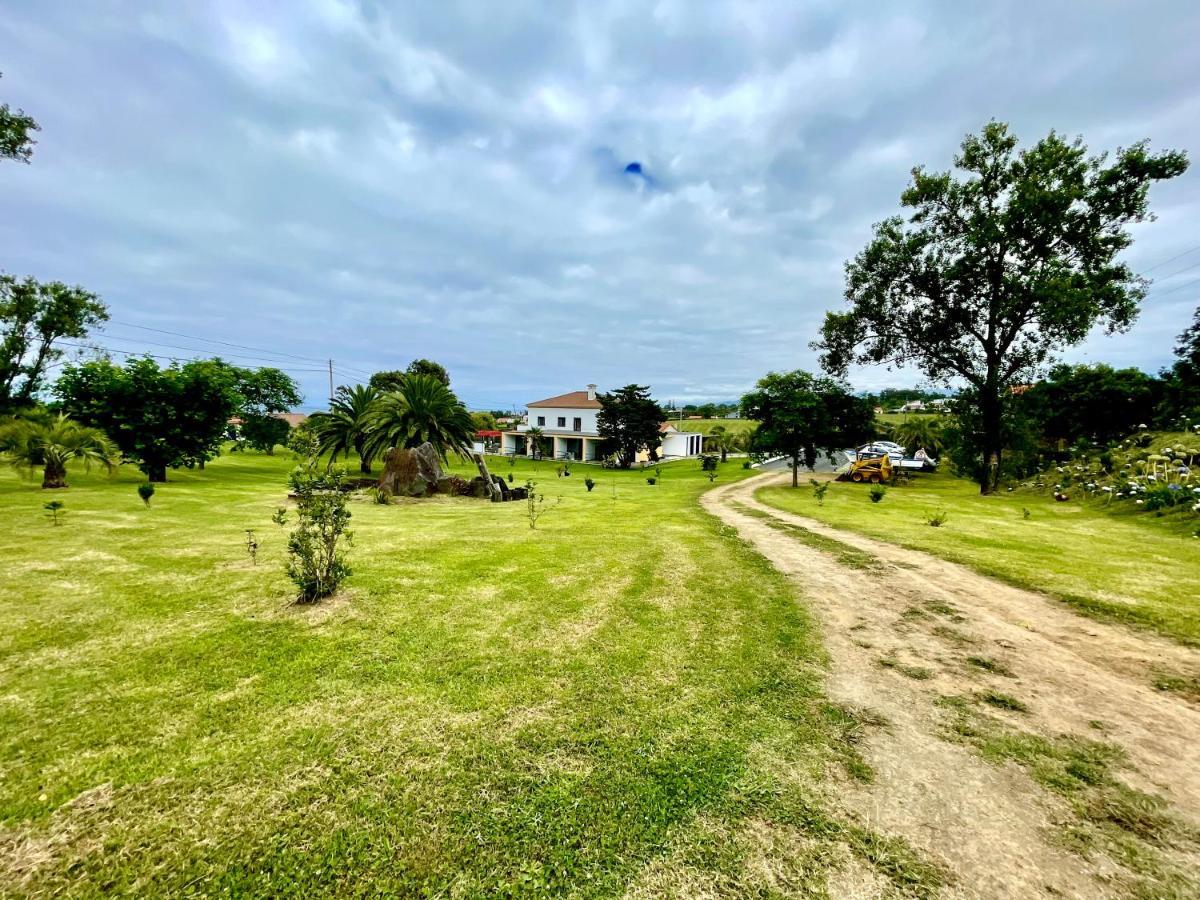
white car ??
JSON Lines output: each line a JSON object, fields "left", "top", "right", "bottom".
{"left": 856, "top": 442, "right": 905, "bottom": 462}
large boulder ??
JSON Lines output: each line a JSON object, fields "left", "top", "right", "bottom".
{"left": 378, "top": 442, "right": 444, "bottom": 497}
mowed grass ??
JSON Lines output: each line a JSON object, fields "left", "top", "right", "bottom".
{"left": 671, "top": 418, "right": 759, "bottom": 436}
{"left": 756, "top": 472, "right": 1200, "bottom": 646}
{"left": 0, "top": 451, "right": 939, "bottom": 896}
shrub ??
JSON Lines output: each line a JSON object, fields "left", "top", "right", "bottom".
{"left": 271, "top": 507, "right": 288, "bottom": 527}
{"left": 524, "top": 479, "right": 558, "bottom": 528}
{"left": 742, "top": 460, "right": 751, "bottom": 469}
{"left": 245, "top": 529, "right": 258, "bottom": 565}
{"left": 700, "top": 455, "right": 718, "bottom": 472}
{"left": 810, "top": 478, "right": 829, "bottom": 505}
{"left": 868, "top": 484, "right": 886, "bottom": 503}
{"left": 137, "top": 483, "right": 155, "bottom": 507}
{"left": 43, "top": 499, "right": 65, "bottom": 526}
{"left": 286, "top": 466, "right": 353, "bottom": 603}
{"left": 646, "top": 477, "right": 657, "bottom": 485}
{"left": 371, "top": 487, "right": 390, "bottom": 504}
{"left": 926, "top": 509, "right": 948, "bottom": 527}
{"left": 584, "top": 477, "right": 596, "bottom": 492}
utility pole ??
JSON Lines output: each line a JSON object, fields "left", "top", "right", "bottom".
{"left": 328, "top": 359, "right": 334, "bottom": 400}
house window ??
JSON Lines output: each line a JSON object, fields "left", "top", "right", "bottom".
{"left": 537, "top": 416, "right": 545, "bottom": 426}
{"left": 573, "top": 417, "right": 582, "bottom": 432}
{"left": 557, "top": 416, "right": 566, "bottom": 428}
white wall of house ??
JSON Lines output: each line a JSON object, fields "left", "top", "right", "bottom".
{"left": 660, "top": 430, "right": 703, "bottom": 458}
{"left": 525, "top": 407, "right": 599, "bottom": 434}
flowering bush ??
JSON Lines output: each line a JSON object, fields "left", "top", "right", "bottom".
{"left": 1018, "top": 426, "right": 1200, "bottom": 524}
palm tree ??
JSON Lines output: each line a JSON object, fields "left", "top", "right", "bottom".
{"left": 525, "top": 426, "right": 546, "bottom": 460}
{"left": 364, "top": 374, "right": 475, "bottom": 461}
{"left": 0, "top": 413, "right": 119, "bottom": 488}
{"left": 309, "top": 384, "right": 380, "bottom": 473}
{"left": 708, "top": 424, "right": 741, "bottom": 462}
{"left": 893, "top": 417, "right": 946, "bottom": 457}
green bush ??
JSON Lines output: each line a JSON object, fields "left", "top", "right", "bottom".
{"left": 868, "top": 484, "right": 886, "bottom": 503}
{"left": 137, "top": 483, "right": 155, "bottom": 507}
{"left": 584, "top": 477, "right": 595, "bottom": 492}
{"left": 286, "top": 465, "right": 353, "bottom": 603}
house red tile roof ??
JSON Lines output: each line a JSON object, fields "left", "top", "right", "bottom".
{"left": 527, "top": 390, "right": 602, "bottom": 409}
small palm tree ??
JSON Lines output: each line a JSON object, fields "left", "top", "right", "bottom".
{"left": 0, "top": 413, "right": 120, "bottom": 488}
{"left": 708, "top": 424, "right": 742, "bottom": 462}
{"left": 309, "top": 384, "right": 380, "bottom": 473}
{"left": 525, "top": 426, "right": 546, "bottom": 460}
{"left": 365, "top": 374, "right": 475, "bottom": 461}
{"left": 893, "top": 417, "right": 946, "bottom": 457}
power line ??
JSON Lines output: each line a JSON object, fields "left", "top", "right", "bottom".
{"left": 55, "top": 340, "right": 328, "bottom": 374}
{"left": 97, "top": 330, "right": 338, "bottom": 369}
{"left": 106, "top": 320, "right": 330, "bottom": 365}
{"left": 1149, "top": 257, "right": 1200, "bottom": 283}
{"left": 1146, "top": 275, "right": 1200, "bottom": 299}
{"left": 1140, "top": 243, "right": 1200, "bottom": 275}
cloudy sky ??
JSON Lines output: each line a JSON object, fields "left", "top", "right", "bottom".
{"left": 3, "top": 1, "right": 1199, "bottom": 410}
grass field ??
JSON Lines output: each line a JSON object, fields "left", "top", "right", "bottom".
{"left": 0, "top": 450, "right": 941, "bottom": 896}
{"left": 670, "top": 418, "right": 758, "bottom": 436}
{"left": 756, "top": 471, "right": 1200, "bottom": 646}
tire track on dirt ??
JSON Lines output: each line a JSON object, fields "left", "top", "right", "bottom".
{"left": 703, "top": 472, "right": 1200, "bottom": 899}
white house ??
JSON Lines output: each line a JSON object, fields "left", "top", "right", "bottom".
{"left": 659, "top": 423, "right": 704, "bottom": 459}
{"left": 500, "top": 385, "right": 705, "bottom": 462}
{"left": 501, "top": 385, "right": 605, "bottom": 461}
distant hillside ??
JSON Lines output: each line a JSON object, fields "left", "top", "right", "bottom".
{"left": 672, "top": 418, "right": 759, "bottom": 436}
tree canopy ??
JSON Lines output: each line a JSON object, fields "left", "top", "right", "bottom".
{"left": 365, "top": 374, "right": 474, "bottom": 461}
{"left": 1, "top": 275, "right": 108, "bottom": 412}
{"left": 369, "top": 359, "right": 451, "bottom": 393}
{"left": 0, "top": 411, "right": 118, "bottom": 489}
{"left": 54, "top": 357, "right": 241, "bottom": 481}
{"left": 0, "top": 74, "right": 39, "bottom": 164}
{"left": 816, "top": 121, "right": 1187, "bottom": 492}
{"left": 1021, "top": 363, "right": 1160, "bottom": 447}
{"left": 596, "top": 384, "right": 664, "bottom": 468}
{"left": 309, "top": 384, "right": 380, "bottom": 473}
{"left": 741, "top": 371, "right": 874, "bottom": 487}
{"left": 1159, "top": 305, "right": 1200, "bottom": 425}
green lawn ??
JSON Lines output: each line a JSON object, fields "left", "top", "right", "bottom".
{"left": 671, "top": 418, "right": 758, "bottom": 436}
{"left": 0, "top": 450, "right": 939, "bottom": 896}
{"left": 756, "top": 472, "right": 1200, "bottom": 646}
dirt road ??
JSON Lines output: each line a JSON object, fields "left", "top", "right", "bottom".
{"left": 703, "top": 473, "right": 1200, "bottom": 899}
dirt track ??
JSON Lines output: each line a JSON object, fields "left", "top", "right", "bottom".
{"left": 703, "top": 473, "right": 1200, "bottom": 899}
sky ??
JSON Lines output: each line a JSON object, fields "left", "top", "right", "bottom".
{"left": 3, "top": 1, "right": 1199, "bottom": 411}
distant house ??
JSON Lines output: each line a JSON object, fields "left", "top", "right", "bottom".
{"left": 899, "top": 400, "right": 925, "bottom": 412}
{"left": 499, "top": 385, "right": 705, "bottom": 462}
{"left": 502, "top": 385, "right": 605, "bottom": 461}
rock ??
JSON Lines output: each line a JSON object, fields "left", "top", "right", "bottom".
{"left": 378, "top": 442, "right": 444, "bottom": 497}
{"left": 509, "top": 486, "right": 529, "bottom": 500}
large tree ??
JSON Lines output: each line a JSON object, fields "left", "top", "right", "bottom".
{"left": 1, "top": 73, "right": 39, "bottom": 163}
{"left": 1, "top": 275, "right": 108, "bottom": 412}
{"left": 816, "top": 122, "right": 1187, "bottom": 493}
{"left": 741, "top": 371, "right": 874, "bottom": 487}
{"left": 596, "top": 384, "right": 664, "bottom": 468}
{"left": 54, "top": 357, "right": 240, "bottom": 481}
{"left": 225, "top": 364, "right": 301, "bottom": 453}
{"left": 369, "top": 359, "right": 451, "bottom": 392}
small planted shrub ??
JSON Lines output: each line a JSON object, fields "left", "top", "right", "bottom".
{"left": 700, "top": 455, "right": 718, "bottom": 473}
{"left": 707, "top": 470, "right": 718, "bottom": 483}
{"left": 137, "top": 483, "right": 155, "bottom": 507}
{"left": 868, "top": 484, "right": 886, "bottom": 503}
{"left": 1021, "top": 507, "right": 1031, "bottom": 520}
{"left": 524, "top": 479, "right": 558, "bottom": 529}
{"left": 562, "top": 461, "right": 571, "bottom": 477}
{"left": 926, "top": 509, "right": 948, "bottom": 527}
{"left": 43, "top": 499, "right": 65, "bottom": 526}
{"left": 244, "top": 529, "right": 258, "bottom": 565}
{"left": 810, "top": 478, "right": 829, "bottom": 506}
{"left": 286, "top": 465, "right": 353, "bottom": 603}
{"left": 271, "top": 507, "right": 288, "bottom": 527}
{"left": 584, "top": 477, "right": 596, "bottom": 492}
{"left": 742, "top": 460, "right": 751, "bottom": 469}
{"left": 507, "top": 472, "right": 514, "bottom": 483}
{"left": 646, "top": 477, "right": 657, "bottom": 485}
{"left": 371, "top": 487, "right": 390, "bottom": 504}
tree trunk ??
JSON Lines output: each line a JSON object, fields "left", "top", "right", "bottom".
{"left": 42, "top": 461, "right": 67, "bottom": 489}
{"left": 720, "top": 447, "right": 727, "bottom": 462}
{"left": 146, "top": 462, "right": 168, "bottom": 483}
{"left": 980, "top": 386, "right": 1002, "bottom": 495}
{"left": 791, "top": 451, "right": 799, "bottom": 487}
{"left": 359, "top": 458, "right": 372, "bottom": 474}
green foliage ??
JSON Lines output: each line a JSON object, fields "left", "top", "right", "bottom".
{"left": 583, "top": 476, "right": 595, "bottom": 492}
{"left": 523, "top": 479, "right": 557, "bottom": 528}
{"left": 926, "top": 509, "right": 948, "bottom": 527}
{"left": 238, "top": 414, "right": 290, "bottom": 454}
{"left": 1159, "top": 304, "right": 1200, "bottom": 425}
{"left": 741, "top": 370, "right": 874, "bottom": 487}
{"left": 271, "top": 506, "right": 288, "bottom": 526}
{"left": 596, "top": 384, "right": 665, "bottom": 468}
{"left": 42, "top": 498, "right": 64, "bottom": 525}
{"left": 0, "top": 412, "right": 119, "bottom": 488}
{"left": 244, "top": 529, "right": 258, "bottom": 566}
{"left": 868, "top": 483, "right": 887, "bottom": 503}
{"left": 1022, "top": 363, "right": 1161, "bottom": 447}
{"left": 286, "top": 465, "right": 352, "bottom": 602}
{"left": 405, "top": 358, "right": 451, "bottom": 385}
{"left": 810, "top": 478, "right": 829, "bottom": 505}
{"left": 471, "top": 410, "right": 498, "bottom": 432}
{"left": 137, "top": 483, "right": 154, "bottom": 507}
{"left": 818, "top": 121, "right": 1188, "bottom": 493}
{"left": 699, "top": 454, "right": 718, "bottom": 472}
{"left": 1, "top": 274, "right": 108, "bottom": 412}
{"left": 309, "top": 384, "right": 380, "bottom": 473}
{"left": 891, "top": 416, "right": 946, "bottom": 456}
{"left": 646, "top": 476, "right": 657, "bottom": 485}
{"left": 365, "top": 374, "right": 474, "bottom": 462}
{"left": 0, "top": 73, "right": 39, "bottom": 163}
{"left": 55, "top": 357, "right": 240, "bottom": 481}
